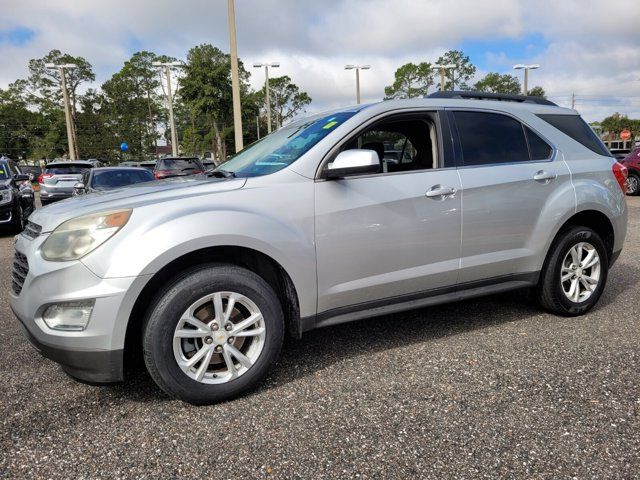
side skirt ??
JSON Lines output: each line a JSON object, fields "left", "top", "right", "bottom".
{"left": 300, "top": 272, "right": 539, "bottom": 333}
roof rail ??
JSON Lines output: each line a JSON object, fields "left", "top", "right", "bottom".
{"left": 427, "top": 90, "right": 557, "bottom": 106}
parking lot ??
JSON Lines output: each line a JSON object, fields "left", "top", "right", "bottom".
{"left": 0, "top": 197, "right": 638, "bottom": 478}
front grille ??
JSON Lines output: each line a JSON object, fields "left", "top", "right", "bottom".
{"left": 12, "top": 251, "right": 29, "bottom": 296}
{"left": 22, "top": 221, "right": 42, "bottom": 239}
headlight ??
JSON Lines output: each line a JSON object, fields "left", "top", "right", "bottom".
{"left": 41, "top": 209, "right": 132, "bottom": 261}
{"left": 0, "top": 187, "right": 11, "bottom": 206}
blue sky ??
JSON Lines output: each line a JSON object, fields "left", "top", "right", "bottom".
{"left": 1, "top": 0, "right": 639, "bottom": 121}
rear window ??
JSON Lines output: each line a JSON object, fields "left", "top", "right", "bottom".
{"left": 157, "top": 158, "right": 204, "bottom": 172}
{"left": 45, "top": 163, "right": 92, "bottom": 175}
{"left": 537, "top": 114, "right": 610, "bottom": 157}
{"left": 91, "top": 169, "right": 155, "bottom": 189}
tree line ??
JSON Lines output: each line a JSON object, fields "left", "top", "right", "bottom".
{"left": 2, "top": 47, "right": 550, "bottom": 163}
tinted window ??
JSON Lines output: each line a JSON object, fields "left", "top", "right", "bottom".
{"left": 45, "top": 163, "right": 92, "bottom": 175}
{"left": 525, "top": 127, "right": 553, "bottom": 160}
{"left": 537, "top": 114, "right": 610, "bottom": 157}
{"left": 454, "top": 111, "right": 529, "bottom": 166}
{"left": 91, "top": 169, "right": 155, "bottom": 189}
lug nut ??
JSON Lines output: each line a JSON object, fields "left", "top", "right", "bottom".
{"left": 204, "top": 337, "right": 213, "bottom": 344}
{"left": 227, "top": 337, "right": 235, "bottom": 344}
{"left": 214, "top": 345, "right": 223, "bottom": 352}
{"left": 211, "top": 323, "right": 219, "bottom": 331}
{"left": 225, "top": 323, "right": 233, "bottom": 331}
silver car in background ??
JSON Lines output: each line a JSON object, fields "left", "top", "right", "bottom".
{"left": 10, "top": 93, "right": 628, "bottom": 404}
{"left": 38, "top": 160, "right": 96, "bottom": 205}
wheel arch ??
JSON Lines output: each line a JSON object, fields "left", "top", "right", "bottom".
{"left": 550, "top": 209, "right": 615, "bottom": 262}
{"left": 123, "top": 245, "right": 302, "bottom": 374}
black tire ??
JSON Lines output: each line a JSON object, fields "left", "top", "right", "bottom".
{"left": 142, "top": 263, "right": 284, "bottom": 405}
{"left": 537, "top": 226, "right": 609, "bottom": 316}
{"left": 627, "top": 173, "right": 640, "bottom": 196}
{"left": 12, "top": 203, "right": 25, "bottom": 233}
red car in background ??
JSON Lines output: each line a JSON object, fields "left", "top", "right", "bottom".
{"left": 620, "top": 147, "right": 640, "bottom": 196}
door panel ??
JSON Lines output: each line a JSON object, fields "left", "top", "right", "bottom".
{"left": 315, "top": 170, "right": 462, "bottom": 312}
{"left": 457, "top": 159, "right": 572, "bottom": 282}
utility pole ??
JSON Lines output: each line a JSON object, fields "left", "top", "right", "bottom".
{"left": 45, "top": 63, "right": 77, "bottom": 160}
{"left": 344, "top": 64, "right": 370, "bottom": 104}
{"left": 256, "top": 115, "right": 260, "bottom": 140}
{"left": 253, "top": 62, "right": 279, "bottom": 133}
{"left": 571, "top": 92, "right": 576, "bottom": 109}
{"left": 438, "top": 64, "right": 456, "bottom": 91}
{"left": 513, "top": 64, "right": 540, "bottom": 95}
{"left": 153, "top": 61, "right": 182, "bottom": 157}
{"left": 228, "top": 0, "right": 244, "bottom": 152}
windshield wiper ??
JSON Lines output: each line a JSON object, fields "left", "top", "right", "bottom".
{"left": 207, "top": 169, "right": 236, "bottom": 178}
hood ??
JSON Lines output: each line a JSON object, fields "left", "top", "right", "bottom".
{"left": 30, "top": 175, "right": 246, "bottom": 232}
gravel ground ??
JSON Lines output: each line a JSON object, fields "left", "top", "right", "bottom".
{"left": 1, "top": 197, "right": 639, "bottom": 479}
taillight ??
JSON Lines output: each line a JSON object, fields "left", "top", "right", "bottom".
{"left": 154, "top": 170, "right": 171, "bottom": 179}
{"left": 612, "top": 162, "right": 628, "bottom": 192}
{"left": 38, "top": 173, "right": 53, "bottom": 184}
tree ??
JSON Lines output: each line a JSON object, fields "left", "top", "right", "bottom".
{"left": 384, "top": 62, "right": 435, "bottom": 99}
{"left": 101, "top": 51, "right": 168, "bottom": 160}
{"left": 180, "top": 44, "right": 251, "bottom": 160}
{"left": 435, "top": 50, "right": 476, "bottom": 91}
{"left": 473, "top": 72, "right": 521, "bottom": 94}
{"left": 527, "top": 86, "right": 546, "bottom": 97}
{"left": 600, "top": 113, "right": 640, "bottom": 140}
{"left": 256, "top": 75, "right": 311, "bottom": 129}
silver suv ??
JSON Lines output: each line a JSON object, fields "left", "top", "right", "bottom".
{"left": 10, "top": 93, "right": 628, "bottom": 404}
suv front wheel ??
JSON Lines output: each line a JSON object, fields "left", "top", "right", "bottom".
{"left": 143, "top": 264, "right": 284, "bottom": 405}
{"left": 537, "top": 226, "right": 609, "bottom": 316}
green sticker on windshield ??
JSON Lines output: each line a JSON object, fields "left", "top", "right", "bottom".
{"left": 323, "top": 121, "right": 338, "bottom": 130}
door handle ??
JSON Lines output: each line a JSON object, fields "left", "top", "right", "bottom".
{"left": 533, "top": 170, "right": 557, "bottom": 182}
{"left": 425, "top": 185, "right": 456, "bottom": 198}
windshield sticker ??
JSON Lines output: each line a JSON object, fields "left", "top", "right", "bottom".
{"left": 0, "top": 167, "right": 5, "bottom": 176}
{"left": 323, "top": 121, "right": 338, "bottom": 130}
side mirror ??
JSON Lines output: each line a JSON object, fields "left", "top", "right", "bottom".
{"left": 12, "top": 174, "right": 30, "bottom": 184}
{"left": 326, "top": 149, "right": 380, "bottom": 179}
{"left": 73, "top": 182, "right": 86, "bottom": 195}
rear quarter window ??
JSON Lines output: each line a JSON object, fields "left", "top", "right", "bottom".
{"left": 537, "top": 114, "right": 610, "bottom": 157}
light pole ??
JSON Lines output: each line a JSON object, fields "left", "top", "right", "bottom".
{"left": 228, "top": 0, "right": 244, "bottom": 152}
{"left": 45, "top": 63, "right": 78, "bottom": 160}
{"left": 438, "top": 64, "right": 456, "bottom": 91}
{"left": 513, "top": 64, "right": 540, "bottom": 95}
{"left": 344, "top": 65, "right": 370, "bottom": 104}
{"left": 253, "top": 62, "right": 280, "bottom": 133}
{"left": 153, "top": 61, "right": 182, "bottom": 157}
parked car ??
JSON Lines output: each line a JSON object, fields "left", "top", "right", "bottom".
{"left": 153, "top": 157, "right": 205, "bottom": 179}
{"left": 38, "top": 160, "right": 96, "bottom": 205}
{"left": 620, "top": 147, "right": 640, "bottom": 195}
{"left": 119, "top": 161, "right": 141, "bottom": 167}
{"left": 609, "top": 148, "right": 630, "bottom": 161}
{"left": 18, "top": 164, "right": 43, "bottom": 182}
{"left": 139, "top": 160, "right": 156, "bottom": 171}
{"left": 11, "top": 92, "right": 628, "bottom": 404}
{"left": 0, "top": 157, "right": 35, "bottom": 231}
{"left": 73, "top": 167, "right": 155, "bottom": 195}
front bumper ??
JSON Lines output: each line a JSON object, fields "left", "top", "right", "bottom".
{"left": 9, "top": 233, "right": 146, "bottom": 383}
{"left": 0, "top": 203, "right": 12, "bottom": 223}
{"left": 38, "top": 187, "right": 73, "bottom": 202}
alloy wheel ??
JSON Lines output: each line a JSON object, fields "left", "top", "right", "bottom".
{"left": 560, "top": 242, "right": 601, "bottom": 303}
{"left": 173, "top": 291, "right": 266, "bottom": 384}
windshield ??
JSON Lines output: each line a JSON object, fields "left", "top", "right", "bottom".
{"left": 0, "top": 163, "right": 8, "bottom": 180}
{"left": 91, "top": 169, "right": 155, "bottom": 189}
{"left": 216, "top": 111, "right": 356, "bottom": 177}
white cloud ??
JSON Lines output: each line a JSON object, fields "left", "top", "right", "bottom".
{"left": 0, "top": 0, "right": 639, "bottom": 121}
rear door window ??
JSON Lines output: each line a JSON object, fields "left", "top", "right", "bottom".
{"left": 537, "top": 114, "right": 610, "bottom": 157}
{"left": 525, "top": 126, "right": 553, "bottom": 160}
{"left": 452, "top": 111, "right": 530, "bottom": 166}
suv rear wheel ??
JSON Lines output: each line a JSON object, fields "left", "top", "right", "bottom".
{"left": 143, "top": 264, "right": 284, "bottom": 405}
{"left": 537, "top": 226, "right": 609, "bottom": 316}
